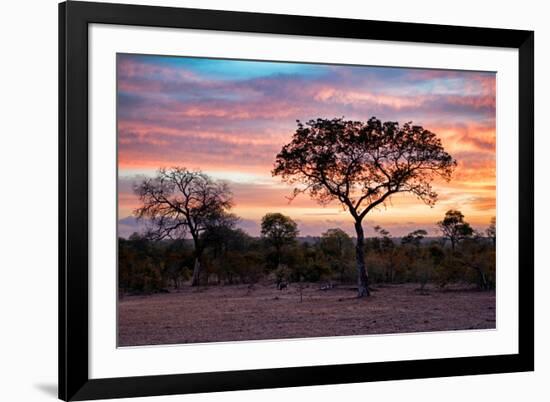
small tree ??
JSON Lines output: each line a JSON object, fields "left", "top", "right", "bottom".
{"left": 202, "top": 213, "right": 240, "bottom": 258}
{"left": 320, "top": 228, "right": 352, "bottom": 257}
{"left": 134, "top": 167, "right": 233, "bottom": 286}
{"left": 373, "top": 226, "right": 398, "bottom": 283}
{"left": 437, "top": 210, "right": 473, "bottom": 251}
{"left": 401, "top": 229, "right": 428, "bottom": 287}
{"left": 458, "top": 234, "right": 492, "bottom": 289}
{"left": 320, "top": 228, "right": 354, "bottom": 282}
{"left": 401, "top": 229, "right": 428, "bottom": 248}
{"left": 486, "top": 216, "right": 496, "bottom": 246}
{"left": 273, "top": 117, "right": 455, "bottom": 296}
{"left": 260, "top": 213, "right": 299, "bottom": 266}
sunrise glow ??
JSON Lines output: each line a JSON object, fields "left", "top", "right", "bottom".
{"left": 117, "top": 54, "right": 496, "bottom": 237}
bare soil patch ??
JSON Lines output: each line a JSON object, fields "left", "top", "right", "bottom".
{"left": 118, "top": 283, "right": 495, "bottom": 346}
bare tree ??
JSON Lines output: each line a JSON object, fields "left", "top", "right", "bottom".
{"left": 437, "top": 209, "right": 473, "bottom": 251}
{"left": 134, "top": 167, "right": 233, "bottom": 286}
{"left": 273, "top": 117, "right": 455, "bottom": 297}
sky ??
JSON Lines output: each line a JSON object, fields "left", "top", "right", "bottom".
{"left": 117, "top": 53, "right": 496, "bottom": 238}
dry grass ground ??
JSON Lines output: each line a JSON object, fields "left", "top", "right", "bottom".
{"left": 118, "top": 283, "right": 496, "bottom": 346}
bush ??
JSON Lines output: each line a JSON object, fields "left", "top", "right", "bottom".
{"left": 118, "top": 225, "right": 496, "bottom": 292}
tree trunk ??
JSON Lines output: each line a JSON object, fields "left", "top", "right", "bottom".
{"left": 475, "top": 267, "right": 488, "bottom": 290}
{"left": 275, "top": 244, "right": 282, "bottom": 267}
{"left": 339, "top": 243, "right": 345, "bottom": 283}
{"left": 354, "top": 221, "right": 370, "bottom": 297}
{"left": 190, "top": 235, "right": 202, "bottom": 287}
{"left": 191, "top": 257, "right": 201, "bottom": 287}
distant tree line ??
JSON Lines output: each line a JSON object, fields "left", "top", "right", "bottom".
{"left": 119, "top": 207, "right": 495, "bottom": 295}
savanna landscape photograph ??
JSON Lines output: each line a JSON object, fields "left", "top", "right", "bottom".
{"left": 117, "top": 54, "right": 497, "bottom": 347}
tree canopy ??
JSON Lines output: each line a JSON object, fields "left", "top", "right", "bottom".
{"left": 437, "top": 209, "right": 473, "bottom": 251}
{"left": 273, "top": 117, "right": 456, "bottom": 222}
{"left": 401, "top": 229, "right": 428, "bottom": 247}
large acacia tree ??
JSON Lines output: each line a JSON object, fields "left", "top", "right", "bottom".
{"left": 134, "top": 167, "right": 234, "bottom": 286}
{"left": 273, "top": 117, "right": 456, "bottom": 297}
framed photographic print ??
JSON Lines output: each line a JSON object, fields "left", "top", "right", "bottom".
{"left": 59, "top": 1, "right": 534, "bottom": 400}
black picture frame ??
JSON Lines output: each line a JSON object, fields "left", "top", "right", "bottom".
{"left": 59, "top": 1, "right": 534, "bottom": 400}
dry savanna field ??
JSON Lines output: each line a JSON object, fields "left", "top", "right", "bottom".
{"left": 118, "top": 283, "right": 496, "bottom": 347}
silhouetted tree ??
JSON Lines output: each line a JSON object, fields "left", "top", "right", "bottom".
{"left": 400, "top": 229, "right": 428, "bottom": 285}
{"left": 486, "top": 216, "right": 496, "bottom": 246}
{"left": 373, "top": 225, "right": 398, "bottom": 283}
{"left": 134, "top": 167, "right": 233, "bottom": 286}
{"left": 437, "top": 209, "right": 473, "bottom": 251}
{"left": 260, "top": 213, "right": 299, "bottom": 266}
{"left": 320, "top": 228, "right": 353, "bottom": 257}
{"left": 457, "top": 233, "right": 493, "bottom": 290}
{"left": 401, "top": 229, "right": 428, "bottom": 247}
{"left": 273, "top": 117, "right": 455, "bottom": 296}
{"left": 320, "top": 228, "right": 354, "bottom": 282}
{"left": 203, "top": 222, "right": 245, "bottom": 259}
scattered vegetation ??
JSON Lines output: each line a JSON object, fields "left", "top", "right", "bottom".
{"left": 119, "top": 211, "right": 496, "bottom": 295}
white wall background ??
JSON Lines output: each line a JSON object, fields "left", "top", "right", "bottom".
{"left": 0, "top": 0, "right": 546, "bottom": 401}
